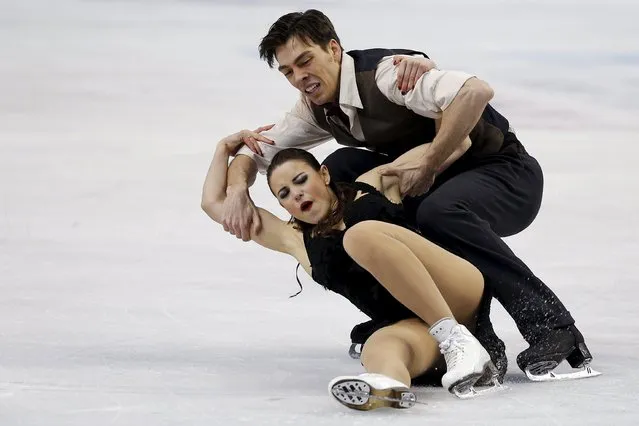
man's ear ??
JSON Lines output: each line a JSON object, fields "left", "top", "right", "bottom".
{"left": 320, "top": 165, "right": 331, "bottom": 185}
{"left": 328, "top": 39, "right": 342, "bottom": 62}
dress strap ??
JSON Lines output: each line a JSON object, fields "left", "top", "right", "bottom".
{"left": 349, "top": 180, "right": 379, "bottom": 194}
{"left": 290, "top": 263, "right": 304, "bottom": 298}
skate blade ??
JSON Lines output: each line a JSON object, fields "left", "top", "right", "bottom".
{"left": 453, "top": 381, "right": 506, "bottom": 399}
{"left": 525, "top": 364, "right": 602, "bottom": 382}
{"left": 448, "top": 361, "right": 506, "bottom": 399}
{"left": 451, "top": 363, "right": 506, "bottom": 400}
{"left": 330, "top": 379, "right": 419, "bottom": 410}
{"left": 348, "top": 343, "right": 362, "bottom": 360}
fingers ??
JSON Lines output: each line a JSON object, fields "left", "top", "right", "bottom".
{"left": 227, "top": 217, "right": 251, "bottom": 241}
{"left": 243, "top": 135, "right": 263, "bottom": 156}
{"left": 251, "top": 210, "right": 262, "bottom": 235}
{"left": 253, "top": 124, "right": 275, "bottom": 145}
{"left": 406, "top": 63, "right": 420, "bottom": 92}
{"left": 395, "top": 60, "right": 408, "bottom": 93}
{"left": 255, "top": 133, "right": 274, "bottom": 145}
{"left": 254, "top": 123, "right": 275, "bottom": 133}
{"left": 239, "top": 220, "right": 251, "bottom": 241}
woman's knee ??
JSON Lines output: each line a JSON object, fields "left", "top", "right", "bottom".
{"left": 361, "top": 320, "right": 439, "bottom": 377}
{"left": 360, "top": 328, "right": 413, "bottom": 368}
{"left": 343, "top": 221, "right": 380, "bottom": 259}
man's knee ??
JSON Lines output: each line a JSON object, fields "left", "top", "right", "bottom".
{"left": 322, "top": 147, "right": 387, "bottom": 184}
{"left": 414, "top": 197, "right": 464, "bottom": 236}
{"left": 321, "top": 147, "right": 364, "bottom": 183}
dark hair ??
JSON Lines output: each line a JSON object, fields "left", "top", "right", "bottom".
{"left": 266, "top": 148, "right": 353, "bottom": 237}
{"left": 259, "top": 9, "right": 342, "bottom": 68}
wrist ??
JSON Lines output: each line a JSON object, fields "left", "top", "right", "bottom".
{"left": 216, "top": 139, "right": 233, "bottom": 155}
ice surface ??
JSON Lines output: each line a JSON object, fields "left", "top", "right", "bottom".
{"left": 1, "top": 0, "right": 638, "bottom": 424}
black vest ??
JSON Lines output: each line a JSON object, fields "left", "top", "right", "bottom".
{"left": 310, "top": 48, "right": 522, "bottom": 161}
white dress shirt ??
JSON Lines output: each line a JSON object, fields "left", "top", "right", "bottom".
{"left": 237, "top": 52, "right": 475, "bottom": 173}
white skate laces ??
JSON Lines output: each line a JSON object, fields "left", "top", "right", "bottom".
{"left": 440, "top": 335, "right": 465, "bottom": 371}
{"left": 439, "top": 324, "right": 503, "bottom": 399}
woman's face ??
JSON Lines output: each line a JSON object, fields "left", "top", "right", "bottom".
{"left": 268, "top": 160, "right": 335, "bottom": 224}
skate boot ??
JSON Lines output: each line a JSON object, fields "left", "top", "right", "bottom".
{"left": 348, "top": 319, "right": 393, "bottom": 359}
{"left": 439, "top": 324, "right": 502, "bottom": 398}
{"left": 517, "top": 325, "right": 601, "bottom": 381}
{"left": 475, "top": 333, "right": 507, "bottom": 386}
{"left": 328, "top": 373, "right": 417, "bottom": 411}
{"left": 472, "top": 297, "right": 507, "bottom": 385}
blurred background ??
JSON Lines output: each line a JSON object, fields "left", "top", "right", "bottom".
{"left": 1, "top": 1, "right": 637, "bottom": 425}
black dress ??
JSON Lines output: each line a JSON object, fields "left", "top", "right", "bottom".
{"left": 302, "top": 181, "right": 453, "bottom": 384}
{"left": 303, "top": 181, "right": 421, "bottom": 325}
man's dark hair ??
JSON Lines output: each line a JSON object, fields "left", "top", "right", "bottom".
{"left": 258, "top": 9, "right": 341, "bottom": 68}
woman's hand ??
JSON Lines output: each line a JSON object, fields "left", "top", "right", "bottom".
{"left": 220, "top": 124, "right": 275, "bottom": 156}
{"left": 393, "top": 55, "right": 438, "bottom": 94}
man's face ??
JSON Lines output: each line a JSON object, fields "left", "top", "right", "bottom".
{"left": 275, "top": 36, "right": 341, "bottom": 105}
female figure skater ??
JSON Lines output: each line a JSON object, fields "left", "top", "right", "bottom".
{"left": 201, "top": 129, "right": 499, "bottom": 410}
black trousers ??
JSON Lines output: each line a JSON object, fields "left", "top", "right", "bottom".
{"left": 322, "top": 147, "right": 575, "bottom": 344}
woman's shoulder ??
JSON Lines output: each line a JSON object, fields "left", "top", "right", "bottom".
{"left": 354, "top": 168, "right": 401, "bottom": 204}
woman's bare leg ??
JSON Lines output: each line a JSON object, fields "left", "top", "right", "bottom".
{"left": 360, "top": 318, "right": 441, "bottom": 386}
{"left": 331, "top": 220, "right": 492, "bottom": 408}
{"left": 342, "top": 220, "right": 484, "bottom": 327}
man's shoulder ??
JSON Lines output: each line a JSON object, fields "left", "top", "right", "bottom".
{"left": 347, "top": 48, "right": 429, "bottom": 72}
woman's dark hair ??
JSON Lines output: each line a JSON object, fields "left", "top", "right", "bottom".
{"left": 259, "top": 9, "right": 342, "bottom": 68}
{"left": 266, "top": 148, "right": 353, "bottom": 237}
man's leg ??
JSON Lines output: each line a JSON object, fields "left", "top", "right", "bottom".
{"left": 412, "top": 152, "right": 590, "bottom": 372}
{"left": 321, "top": 147, "right": 389, "bottom": 183}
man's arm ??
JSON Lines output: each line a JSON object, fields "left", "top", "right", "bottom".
{"left": 227, "top": 154, "right": 258, "bottom": 190}
{"left": 426, "top": 78, "right": 493, "bottom": 168}
{"left": 221, "top": 95, "right": 332, "bottom": 241}
{"left": 375, "top": 57, "right": 493, "bottom": 195}
{"left": 221, "top": 154, "right": 261, "bottom": 241}
{"left": 201, "top": 135, "right": 303, "bottom": 257}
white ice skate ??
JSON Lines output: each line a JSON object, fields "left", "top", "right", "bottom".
{"left": 328, "top": 373, "right": 418, "bottom": 411}
{"left": 440, "top": 324, "right": 503, "bottom": 399}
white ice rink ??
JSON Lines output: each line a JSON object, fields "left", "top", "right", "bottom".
{"left": 1, "top": 0, "right": 638, "bottom": 424}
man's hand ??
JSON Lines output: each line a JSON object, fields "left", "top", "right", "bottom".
{"left": 221, "top": 184, "right": 261, "bottom": 241}
{"left": 393, "top": 55, "right": 438, "bottom": 94}
{"left": 218, "top": 124, "right": 274, "bottom": 241}
{"left": 379, "top": 154, "right": 438, "bottom": 198}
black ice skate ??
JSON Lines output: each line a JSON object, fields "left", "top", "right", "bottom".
{"left": 474, "top": 317, "right": 507, "bottom": 386}
{"left": 516, "top": 325, "right": 601, "bottom": 381}
{"left": 475, "top": 334, "right": 507, "bottom": 386}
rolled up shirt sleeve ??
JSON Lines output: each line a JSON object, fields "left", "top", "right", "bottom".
{"left": 236, "top": 95, "right": 333, "bottom": 174}
{"left": 375, "top": 56, "right": 475, "bottom": 118}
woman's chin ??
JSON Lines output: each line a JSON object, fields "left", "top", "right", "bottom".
{"left": 294, "top": 215, "right": 319, "bottom": 225}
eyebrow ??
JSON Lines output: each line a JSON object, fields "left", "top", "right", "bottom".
{"left": 277, "top": 172, "right": 305, "bottom": 194}
{"left": 277, "top": 51, "right": 311, "bottom": 72}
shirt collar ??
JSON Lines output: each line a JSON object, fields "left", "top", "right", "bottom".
{"left": 337, "top": 52, "right": 363, "bottom": 109}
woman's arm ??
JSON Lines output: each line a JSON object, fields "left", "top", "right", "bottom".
{"left": 201, "top": 134, "right": 303, "bottom": 257}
